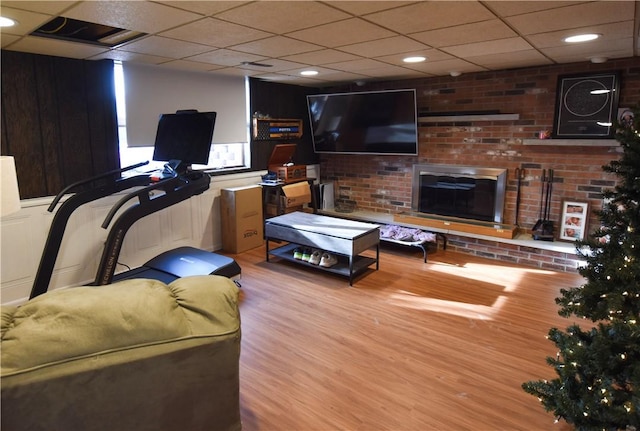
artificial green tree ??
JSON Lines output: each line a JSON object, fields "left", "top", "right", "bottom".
{"left": 523, "top": 108, "right": 640, "bottom": 431}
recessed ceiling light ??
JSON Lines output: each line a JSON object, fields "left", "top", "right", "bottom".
{"left": 590, "top": 57, "right": 608, "bottom": 64}
{"left": 300, "top": 70, "right": 318, "bottom": 76}
{"left": 449, "top": 71, "right": 462, "bottom": 77}
{"left": 403, "top": 56, "right": 426, "bottom": 63}
{"left": 0, "top": 17, "right": 17, "bottom": 27}
{"left": 564, "top": 33, "right": 600, "bottom": 43}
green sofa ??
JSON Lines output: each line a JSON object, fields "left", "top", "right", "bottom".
{"left": 1, "top": 275, "right": 242, "bottom": 431}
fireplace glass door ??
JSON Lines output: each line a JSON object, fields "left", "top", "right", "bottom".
{"left": 419, "top": 174, "right": 497, "bottom": 222}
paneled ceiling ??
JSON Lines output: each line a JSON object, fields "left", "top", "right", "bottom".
{"left": 1, "top": 1, "right": 638, "bottom": 87}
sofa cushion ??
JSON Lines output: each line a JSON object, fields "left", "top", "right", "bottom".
{"left": 1, "top": 275, "right": 240, "bottom": 375}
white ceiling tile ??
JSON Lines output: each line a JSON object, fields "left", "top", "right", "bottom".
{"left": 339, "top": 36, "right": 431, "bottom": 57}
{"left": 466, "top": 49, "right": 553, "bottom": 69}
{"left": 156, "top": 59, "right": 223, "bottom": 73}
{"left": 375, "top": 49, "right": 454, "bottom": 66}
{"left": 365, "top": 1, "right": 496, "bottom": 34}
{"left": 505, "top": 1, "right": 634, "bottom": 35}
{"left": 1, "top": 34, "right": 21, "bottom": 48}
{"left": 358, "top": 67, "right": 430, "bottom": 80}
{"left": 483, "top": 1, "right": 585, "bottom": 17}
{"left": 207, "top": 67, "right": 261, "bottom": 78}
{"left": 90, "top": 50, "right": 172, "bottom": 65}
{"left": 236, "top": 58, "right": 306, "bottom": 73}
{"left": 6, "top": 35, "right": 108, "bottom": 59}
{"left": 231, "top": 36, "right": 322, "bottom": 58}
{"left": 156, "top": 1, "right": 249, "bottom": 16}
{"left": 187, "top": 49, "right": 266, "bottom": 67}
{"left": 325, "top": 58, "right": 398, "bottom": 72}
{"left": 1, "top": 1, "right": 77, "bottom": 16}
{"left": 541, "top": 37, "right": 634, "bottom": 62}
{"left": 411, "top": 20, "right": 517, "bottom": 48}
{"left": 0, "top": 7, "right": 55, "bottom": 35}
{"left": 325, "top": 1, "right": 416, "bottom": 16}
{"left": 120, "top": 36, "right": 213, "bottom": 58}
{"left": 63, "top": 1, "right": 203, "bottom": 34}
{"left": 287, "top": 18, "right": 396, "bottom": 47}
{"left": 281, "top": 49, "right": 361, "bottom": 66}
{"left": 160, "top": 17, "right": 272, "bottom": 48}
{"left": 402, "top": 58, "right": 488, "bottom": 76}
{"left": 528, "top": 21, "right": 634, "bottom": 49}
{"left": 443, "top": 37, "right": 534, "bottom": 58}
{"left": 215, "top": 2, "right": 351, "bottom": 34}
{"left": 250, "top": 72, "right": 330, "bottom": 86}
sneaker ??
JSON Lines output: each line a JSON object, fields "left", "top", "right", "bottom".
{"left": 301, "top": 248, "right": 312, "bottom": 262}
{"left": 308, "top": 249, "right": 322, "bottom": 265}
{"left": 293, "top": 248, "right": 303, "bottom": 260}
{"left": 319, "top": 252, "right": 338, "bottom": 268}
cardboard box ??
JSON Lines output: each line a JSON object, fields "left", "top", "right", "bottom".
{"left": 281, "top": 182, "right": 311, "bottom": 208}
{"left": 221, "top": 185, "right": 264, "bottom": 253}
{"left": 266, "top": 204, "right": 303, "bottom": 217}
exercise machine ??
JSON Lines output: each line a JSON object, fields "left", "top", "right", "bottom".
{"left": 29, "top": 109, "right": 241, "bottom": 299}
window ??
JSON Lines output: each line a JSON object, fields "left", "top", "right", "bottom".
{"left": 114, "top": 61, "right": 250, "bottom": 172}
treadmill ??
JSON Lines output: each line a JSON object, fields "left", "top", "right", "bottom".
{"left": 29, "top": 110, "right": 241, "bottom": 299}
{"left": 93, "top": 170, "right": 241, "bottom": 286}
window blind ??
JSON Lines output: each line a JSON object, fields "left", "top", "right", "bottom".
{"left": 123, "top": 62, "right": 247, "bottom": 147}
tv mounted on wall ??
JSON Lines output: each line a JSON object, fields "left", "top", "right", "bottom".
{"left": 306, "top": 89, "right": 418, "bottom": 155}
{"left": 152, "top": 110, "right": 217, "bottom": 174}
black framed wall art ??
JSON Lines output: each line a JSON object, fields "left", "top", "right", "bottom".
{"left": 553, "top": 71, "right": 620, "bottom": 139}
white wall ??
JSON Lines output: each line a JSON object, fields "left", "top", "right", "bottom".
{"left": 0, "top": 170, "right": 264, "bottom": 306}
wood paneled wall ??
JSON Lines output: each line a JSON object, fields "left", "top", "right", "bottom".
{"left": 1, "top": 50, "right": 119, "bottom": 199}
{"left": 249, "top": 77, "right": 319, "bottom": 170}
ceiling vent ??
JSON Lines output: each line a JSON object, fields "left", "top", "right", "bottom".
{"left": 31, "top": 17, "right": 146, "bottom": 47}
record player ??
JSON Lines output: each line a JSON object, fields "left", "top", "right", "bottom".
{"left": 268, "top": 144, "right": 306, "bottom": 183}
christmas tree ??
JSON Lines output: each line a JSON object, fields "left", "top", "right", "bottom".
{"left": 522, "top": 107, "right": 640, "bottom": 431}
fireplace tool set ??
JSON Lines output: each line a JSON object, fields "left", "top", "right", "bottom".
{"left": 532, "top": 168, "right": 555, "bottom": 241}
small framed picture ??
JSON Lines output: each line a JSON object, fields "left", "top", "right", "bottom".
{"left": 618, "top": 107, "right": 634, "bottom": 129}
{"left": 558, "top": 200, "right": 589, "bottom": 241}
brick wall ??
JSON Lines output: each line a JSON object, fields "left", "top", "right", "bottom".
{"left": 320, "top": 58, "right": 640, "bottom": 271}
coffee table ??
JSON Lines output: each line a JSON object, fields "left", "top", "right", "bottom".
{"left": 265, "top": 212, "right": 380, "bottom": 285}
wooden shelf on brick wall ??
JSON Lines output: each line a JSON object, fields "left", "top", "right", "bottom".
{"left": 419, "top": 113, "right": 519, "bottom": 123}
{"left": 522, "top": 138, "right": 618, "bottom": 146}
{"left": 394, "top": 212, "right": 517, "bottom": 239}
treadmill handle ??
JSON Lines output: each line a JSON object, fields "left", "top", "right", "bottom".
{"left": 101, "top": 175, "right": 183, "bottom": 229}
{"left": 48, "top": 161, "right": 150, "bottom": 212}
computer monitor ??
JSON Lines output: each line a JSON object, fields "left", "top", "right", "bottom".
{"left": 152, "top": 110, "right": 217, "bottom": 174}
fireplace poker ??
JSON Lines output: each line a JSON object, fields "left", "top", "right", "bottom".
{"left": 545, "top": 169, "right": 554, "bottom": 222}
{"left": 515, "top": 167, "right": 524, "bottom": 226}
{"left": 532, "top": 169, "right": 546, "bottom": 232}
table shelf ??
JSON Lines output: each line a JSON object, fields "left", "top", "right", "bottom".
{"left": 267, "top": 243, "right": 377, "bottom": 279}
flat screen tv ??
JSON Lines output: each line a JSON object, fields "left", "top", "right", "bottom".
{"left": 152, "top": 110, "right": 217, "bottom": 173}
{"left": 307, "top": 89, "right": 418, "bottom": 155}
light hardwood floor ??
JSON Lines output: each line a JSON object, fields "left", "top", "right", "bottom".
{"left": 230, "top": 242, "right": 583, "bottom": 431}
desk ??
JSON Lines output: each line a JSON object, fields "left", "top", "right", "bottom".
{"left": 259, "top": 178, "right": 317, "bottom": 218}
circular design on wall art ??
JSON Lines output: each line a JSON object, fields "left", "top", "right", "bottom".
{"left": 563, "top": 79, "right": 610, "bottom": 117}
